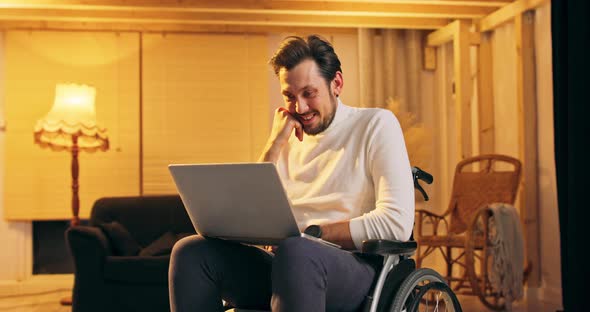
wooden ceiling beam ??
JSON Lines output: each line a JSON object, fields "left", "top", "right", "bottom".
{"left": 426, "top": 19, "right": 481, "bottom": 47}
{"left": 0, "top": 0, "right": 527, "bottom": 32}
{"left": 0, "top": 0, "right": 511, "bottom": 10}
{"left": 479, "top": 0, "right": 548, "bottom": 32}
{"left": 0, "top": 20, "right": 359, "bottom": 34}
{"left": 426, "top": 20, "right": 459, "bottom": 46}
{"left": 0, "top": 1, "right": 498, "bottom": 18}
{"left": 0, "top": 0, "right": 511, "bottom": 33}
{"left": 0, "top": 7, "right": 453, "bottom": 31}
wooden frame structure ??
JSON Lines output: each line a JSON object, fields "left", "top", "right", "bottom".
{"left": 0, "top": 0, "right": 548, "bottom": 293}
{"left": 0, "top": 0, "right": 510, "bottom": 33}
{"left": 423, "top": 0, "right": 546, "bottom": 289}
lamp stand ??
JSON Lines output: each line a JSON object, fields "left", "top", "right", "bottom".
{"left": 70, "top": 134, "right": 80, "bottom": 226}
{"left": 61, "top": 134, "right": 80, "bottom": 306}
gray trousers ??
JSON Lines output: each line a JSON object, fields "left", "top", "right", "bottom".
{"left": 169, "top": 235, "right": 378, "bottom": 312}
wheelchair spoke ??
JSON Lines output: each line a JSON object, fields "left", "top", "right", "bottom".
{"left": 412, "top": 286, "right": 458, "bottom": 312}
{"left": 391, "top": 269, "right": 462, "bottom": 312}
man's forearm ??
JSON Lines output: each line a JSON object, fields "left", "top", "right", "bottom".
{"left": 257, "top": 141, "right": 282, "bottom": 163}
{"left": 320, "top": 220, "right": 356, "bottom": 250}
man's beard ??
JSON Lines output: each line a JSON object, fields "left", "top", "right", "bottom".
{"left": 303, "top": 95, "right": 338, "bottom": 135}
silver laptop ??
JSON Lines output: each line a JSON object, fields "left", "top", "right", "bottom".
{"left": 169, "top": 162, "right": 339, "bottom": 247}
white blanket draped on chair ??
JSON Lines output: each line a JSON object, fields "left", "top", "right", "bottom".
{"left": 487, "top": 203, "right": 525, "bottom": 309}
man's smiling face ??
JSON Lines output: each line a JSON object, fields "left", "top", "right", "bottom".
{"left": 279, "top": 59, "right": 341, "bottom": 135}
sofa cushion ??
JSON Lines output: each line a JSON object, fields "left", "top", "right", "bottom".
{"left": 98, "top": 221, "right": 141, "bottom": 256}
{"left": 139, "top": 231, "right": 177, "bottom": 257}
{"left": 104, "top": 256, "right": 170, "bottom": 284}
{"left": 89, "top": 195, "right": 195, "bottom": 246}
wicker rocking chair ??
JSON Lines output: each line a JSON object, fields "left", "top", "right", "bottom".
{"left": 414, "top": 154, "right": 522, "bottom": 310}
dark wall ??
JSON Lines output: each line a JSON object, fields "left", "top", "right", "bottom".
{"left": 33, "top": 220, "right": 82, "bottom": 274}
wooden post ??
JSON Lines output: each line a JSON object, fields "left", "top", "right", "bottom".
{"left": 407, "top": 30, "right": 422, "bottom": 119}
{"left": 358, "top": 28, "right": 374, "bottom": 108}
{"left": 436, "top": 44, "right": 453, "bottom": 212}
{"left": 426, "top": 20, "right": 476, "bottom": 204}
{"left": 477, "top": 32, "right": 495, "bottom": 154}
{"left": 515, "top": 11, "right": 540, "bottom": 287}
{"left": 373, "top": 30, "right": 385, "bottom": 108}
{"left": 454, "top": 20, "right": 473, "bottom": 159}
{"left": 383, "top": 29, "right": 397, "bottom": 103}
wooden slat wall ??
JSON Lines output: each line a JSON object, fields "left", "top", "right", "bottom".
{"left": 515, "top": 11, "right": 540, "bottom": 286}
{"left": 382, "top": 29, "right": 397, "bottom": 106}
{"left": 454, "top": 20, "right": 473, "bottom": 160}
{"left": 440, "top": 43, "right": 457, "bottom": 207}
{"left": 357, "top": 29, "right": 374, "bottom": 108}
{"left": 141, "top": 33, "right": 270, "bottom": 195}
{"left": 477, "top": 32, "right": 495, "bottom": 154}
{"left": 4, "top": 31, "right": 140, "bottom": 220}
{"left": 491, "top": 23, "right": 519, "bottom": 160}
{"left": 330, "top": 33, "right": 360, "bottom": 107}
{"left": 406, "top": 30, "right": 422, "bottom": 118}
{"left": 534, "top": 2, "right": 560, "bottom": 296}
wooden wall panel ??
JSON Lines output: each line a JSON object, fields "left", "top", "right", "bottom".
{"left": 516, "top": 11, "right": 540, "bottom": 286}
{"left": 534, "top": 2, "right": 562, "bottom": 300}
{"left": 358, "top": 29, "right": 375, "bottom": 108}
{"left": 4, "top": 31, "right": 140, "bottom": 220}
{"left": 453, "top": 20, "right": 473, "bottom": 160}
{"left": 141, "top": 33, "right": 270, "bottom": 195}
{"left": 406, "top": 30, "right": 422, "bottom": 119}
{"left": 491, "top": 23, "right": 519, "bottom": 160}
{"left": 330, "top": 33, "right": 360, "bottom": 107}
{"left": 382, "top": 29, "right": 397, "bottom": 105}
{"left": 477, "top": 32, "right": 495, "bottom": 154}
{"left": 372, "top": 32, "right": 385, "bottom": 107}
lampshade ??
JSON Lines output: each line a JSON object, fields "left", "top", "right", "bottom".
{"left": 34, "top": 83, "right": 109, "bottom": 152}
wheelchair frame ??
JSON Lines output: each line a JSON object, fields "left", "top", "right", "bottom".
{"left": 230, "top": 167, "right": 462, "bottom": 312}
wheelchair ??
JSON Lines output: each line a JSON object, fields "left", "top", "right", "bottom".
{"left": 229, "top": 167, "right": 462, "bottom": 312}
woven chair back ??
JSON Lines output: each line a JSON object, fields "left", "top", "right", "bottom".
{"left": 447, "top": 154, "right": 522, "bottom": 234}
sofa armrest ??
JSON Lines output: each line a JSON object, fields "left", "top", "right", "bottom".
{"left": 66, "top": 226, "right": 114, "bottom": 312}
{"left": 66, "top": 226, "right": 112, "bottom": 269}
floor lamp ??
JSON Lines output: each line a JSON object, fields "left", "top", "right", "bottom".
{"left": 34, "top": 83, "right": 109, "bottom": 305}
{"left": 34, "top": 83, "right": 109, "bottom": 225}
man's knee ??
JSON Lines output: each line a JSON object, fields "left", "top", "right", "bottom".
{"left": 170, "top": 235, "right": 228, "bottom": 271}
{"left": 273, "top": 237, "right": 324, "bottom": 276}
{"left": 171, "top": 235, "right": 205, "bottom": 263}
{"left": 275, "top": 236, "right": 316, "bottom": 259}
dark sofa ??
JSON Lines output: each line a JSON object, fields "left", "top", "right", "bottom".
{"left": 66, "top": 195, "right": 195, "bottom": 312}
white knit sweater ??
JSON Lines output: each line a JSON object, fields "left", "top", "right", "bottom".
{"left": 276, "top": 100, "right": 415, "bottom": 249}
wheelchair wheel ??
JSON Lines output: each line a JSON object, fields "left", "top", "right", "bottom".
{"left": 390, "top": 268, "right": 461, "bottom": 312}
{"left": 407, "top": 282, "right": 462, "bottom": 312}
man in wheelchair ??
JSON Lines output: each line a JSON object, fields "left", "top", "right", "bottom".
{"left": 169, "top": 35, "right": 418, "bottom": 312}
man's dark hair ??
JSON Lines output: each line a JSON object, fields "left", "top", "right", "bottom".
{"left": 269, "top": 35, "right": 342, "bottom": 85}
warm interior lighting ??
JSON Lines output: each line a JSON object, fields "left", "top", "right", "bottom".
{"left": 34, "top": 83, "right": 109, "bottom": 151}
{"left": 34, "top": 83, "right": 109, "bottom": 226}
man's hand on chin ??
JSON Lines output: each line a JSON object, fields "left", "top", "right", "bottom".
{"left": 258, "top": 107, "right": 303, "bottom": 163}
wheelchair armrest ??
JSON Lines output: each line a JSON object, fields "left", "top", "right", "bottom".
{"left": 361, "top": 239, "right": 417, "bottom": 255}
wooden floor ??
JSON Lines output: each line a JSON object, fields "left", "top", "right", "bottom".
{"left": 0, "top": 292, "right": 562, "bottom": 312}
{"left": 0, "top": 275, "right": 562, "bottom": 312}
{"left": 0, "top": 288, "right": 71, "bottom": 312}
